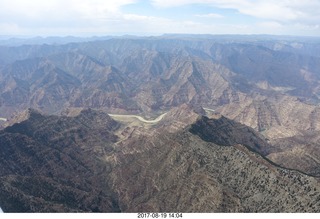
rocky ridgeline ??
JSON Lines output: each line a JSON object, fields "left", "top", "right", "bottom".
{"left": 0, "top": 106, "right": 319, "bottom": 212}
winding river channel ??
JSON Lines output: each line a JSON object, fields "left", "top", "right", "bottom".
{"left": 0, "top": 107, "right": 214, "bottom": 124}
{"left": 108, "top": 112, "right": 168, "bottom": 124}
{"left": 107, "top": 107, "right": 214, "bottom": 124}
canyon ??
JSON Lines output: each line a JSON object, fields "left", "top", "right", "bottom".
{"left": 0, "top": 35, "right": 320, "bottom": 212}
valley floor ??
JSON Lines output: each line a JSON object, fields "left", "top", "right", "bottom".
{"left": 108, "top": 112, "right": 168, "bottom": 124}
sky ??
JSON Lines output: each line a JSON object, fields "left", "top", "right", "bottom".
{"left": 0, "top": 0, "right": 319, "bottom": 37}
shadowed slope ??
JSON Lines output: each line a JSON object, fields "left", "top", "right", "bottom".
{"left": 0, "top": 109, "right": 120, "bottom": 212}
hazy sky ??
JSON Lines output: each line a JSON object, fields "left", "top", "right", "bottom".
{"left": 0, "top": 0, "right": 319, "bottom": 36}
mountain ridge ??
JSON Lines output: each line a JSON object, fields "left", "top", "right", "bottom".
{"left": 1, "top": 35, "right": 320, "bottom": 212}
{"left": 0, "top": 106, "right": 319, "bottom": 212}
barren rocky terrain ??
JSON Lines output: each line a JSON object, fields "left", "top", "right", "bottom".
{"left": 0, "top": 35, "right": 320, "bottom": 212}
{"left": 0, "top": 107, "right": 319, "bottom": 212}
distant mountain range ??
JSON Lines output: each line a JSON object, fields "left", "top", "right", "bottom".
{"left": 0, "top": 35, "right": 319, "bottom": 212}
{"left": 1, "top": 35, "right": 320, "bottom": 115}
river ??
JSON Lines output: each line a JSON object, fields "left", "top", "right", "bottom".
{"left": 203, "top": 107, "right": 215, "bottom": 112}
{"left": 108, "top": 107, "right": 215, "bottom": 124}
{"left": 108, "top": 112, "right": 167, "bottom": 124}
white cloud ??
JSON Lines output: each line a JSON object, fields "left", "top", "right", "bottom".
{"left": 123, "top": 14, "right": 162, "bottom": 22}
{"left": 0, "top": 0, "right": 319, "bottom": 36}
{"left": 0, "top": 0, "right": 137, "bottom": 25}
{"left": 0, "top": 0, "right": 139, "bottom": 35}
{"left": 0, "top": 23, "right": 23, "bottom": 34}
{"left": 258, "top": 21, "right": 283, "bottom": 29}
{"left": 195, "top": 13, "right": 224, "bottom": 18}
{"left": 69, "top": 0, "right": 137, "bottom": 19}
{"left": 151, "top": 0, "right": 320, "bottom": 24}
{"left": 150, "top": 0, "right": 320, "bottom": 36}
{"left": 0, "top": 0, "right": 209, "bottom": 36}
{"left": 0, "top": 0, "right": 136, "bottom": 16}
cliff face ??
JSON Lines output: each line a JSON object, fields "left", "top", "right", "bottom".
{"left": 0, "top": 107, "right": 319, "bottom": 212}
